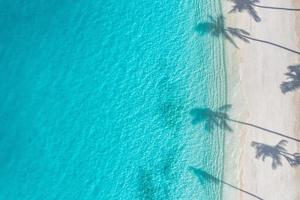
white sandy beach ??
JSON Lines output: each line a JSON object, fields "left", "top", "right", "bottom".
{"left": 222, "top": 0, "right": 300, "bottom": 199}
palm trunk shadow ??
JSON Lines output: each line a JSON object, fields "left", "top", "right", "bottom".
{"left": 229, "top": 118, "right": 300, "bottom": 142}
{"left": 225, "top": 27, "right": 300, "bottom": 54}
{"left": 253, "top": 4, "right": 300, "bottom": 11}
{"left": 221, "top": 180, "right": 264, "bottom": 200}
{"left": 189, "top": 167, "right": 264, "bottom": 200}
{"left": 195, "top": 16, "right": 300, "bottom": 54}
{"left": 243, "top": 35, "right": 300, "bottom": 55}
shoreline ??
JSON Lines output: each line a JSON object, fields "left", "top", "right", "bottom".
{"left": 222, "top": 0, "right": 300, "bottom": 199}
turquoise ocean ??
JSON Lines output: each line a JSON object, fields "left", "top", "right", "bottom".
{"left": 0, "top": 0, "right": 226, "bottom": 199}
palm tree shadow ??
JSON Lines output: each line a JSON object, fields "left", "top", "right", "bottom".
{"left": 158, "top": 101, "right": 184, "bottom": 130}
{"left": 195, "top": 15, "right": 300, "bottom": 54}
{"left": 280, "top": 65, "right": 300, "bottom": 94}
{"left": 251, "top": 140, "right": 300, "bottom": 169}
{"left": 190, "top": 104, "right": 233, "bottom": 132}
{"left": 293, "top": 153, "right": 300, "bottom": 165}
{"left": 195, "top": 15, "right": 242, "bottom": 48}
{"left": 195, "top": 19, "right": 216, "bottom": 36}
{"left": 190, "top": 104, "right": 300, "bottom": 142}
{"left": 189, "top": 166, "right": 264, "bottom": 200}
{"left": 229, "top": 0, "right": 262, "bottom": 22}
{"left": 229, "top": 0, "right": 300, "bottom": 22}
{"left": 138, "top": 153, "right": 178, "bottom": 200}
{"left": 137, "top": 169, "right": 157, "bottom": 200}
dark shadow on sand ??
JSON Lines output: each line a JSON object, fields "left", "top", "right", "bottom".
{"left": 251, "top": 140, "right": 300, "bottom": 169}
{"left": 229, "top": 0, "right": 262, "bottom": 22}
{"left": 280, "top": 65, "right": 300, "bottom": 94}
{"left": 229, "top": 0, "right": 300, "bottom": 22}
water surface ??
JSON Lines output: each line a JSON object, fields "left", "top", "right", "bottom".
{"left": 0, "top": 0, "right": 226, "bottom": 199}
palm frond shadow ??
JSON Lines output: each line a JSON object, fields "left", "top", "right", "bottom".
{"left": 280, "top": 65, "right": 300, "bottom": 94}
{"left": 189, "top": 167, "right": 264, "bottom": 200}
{"left": 190, "top": 104, "right": 233, "bottom": 132}
{"left": 251, "top": 140, "right": 300, "bottom": 169}
{"left": 190, "top": 104, "right": 300, "bottom": 142}
{"left": 137, "top": 152, "right": 178, "bottom": 200}
{"left": 137, "top": 169, "right": 156, "bottom": 200}
{"left": 195, "top": 15, "right": 300, "bottom": 54}
{"left": 229, "top": 0, "right": 300, "bottom": 22}
{"left": 229, "top": 0, "right": 261, "bottom": 22}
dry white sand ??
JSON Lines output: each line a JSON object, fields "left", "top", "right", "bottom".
{"left": 222, "top": 0, "right": 300, "bottom": 199}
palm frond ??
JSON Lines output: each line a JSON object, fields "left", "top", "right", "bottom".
{"left": 208, "top": 15, "right": 217, "bottom": 24}
{"left": 228, "top": 0, "right": 262, "bottom": 22}
{"left": 281, "top": 66, "right": 300, "bottom": 94}
{"left": 189, "top": 167, "right": 219, "bottom": 184}
{"left": 251, "top": 140, "right": 290, "bottom": 169}
{"left": 221, "top": 120, "right": 233, "bottom": 132}
{"left": 247, "top": 6, "right": 261, "bottom": 22}
{"left": 287, "top": 65, "right": 300, "bottom": 73}
{"left": 226, "top": 28, "right": 250, "bottom": 43}
{"left": 195, "top": 22, "right": 215, "bottom": 36}
{"left": 271, "top": 155, "right": 282, "bottom": 169}
{"left": 224, "top": 32, "right": 238, "bottom": 48}
{"left": 292, "top": 153, "right": 300, "bottom": 166}
{"left": 280, "top": 81, "right": 300, "bottom": 94}
{"left": 190, "top": 106, "right": 232, "bottom": 132}
{"left": 204, "top": 120, "right": 215, "bottom": 132}
{"left": 283, "top": 155, "right": 298, "bottom": 167}
{"left": 277, "top": 140, "right": 288, "bottom": 146}
{"left": 218, "top": 104, "right": 232, "bottom": 112}
{"left": 228, "top": 7, "right": 238, "bottom": 13}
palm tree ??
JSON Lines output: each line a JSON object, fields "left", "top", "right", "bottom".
{"left": 196, "top": 15, "right": 300, "bottom": 54}
{"left": 280, "top": 65, "right": 300, "bottom": 94}
{"left": 229, "top": 0, "right": 300, "bottom": 22}
{"left": 189, "top": 167, "right": 264, "bottom": 200}
{"left": 251, "top": 140, "right": 300, "bottom": 169}
{"left": 195, "top": 15, "right": 250, "bottom": 48}
{"left": 293, "top": 153, "right": 300, "bottom": 165}
{"left": 190, "top": 104, "right": 232, "bottom": 132}
{"left": 229, "top": 0, "right": 261, "bottom": 22}
{"left": 190, "top": 104, "right": 300, "bottom": 142}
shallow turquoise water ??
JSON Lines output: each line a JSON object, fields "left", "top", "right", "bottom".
{"left": 0, "top": 0, "right": 226, "bottom": 199}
